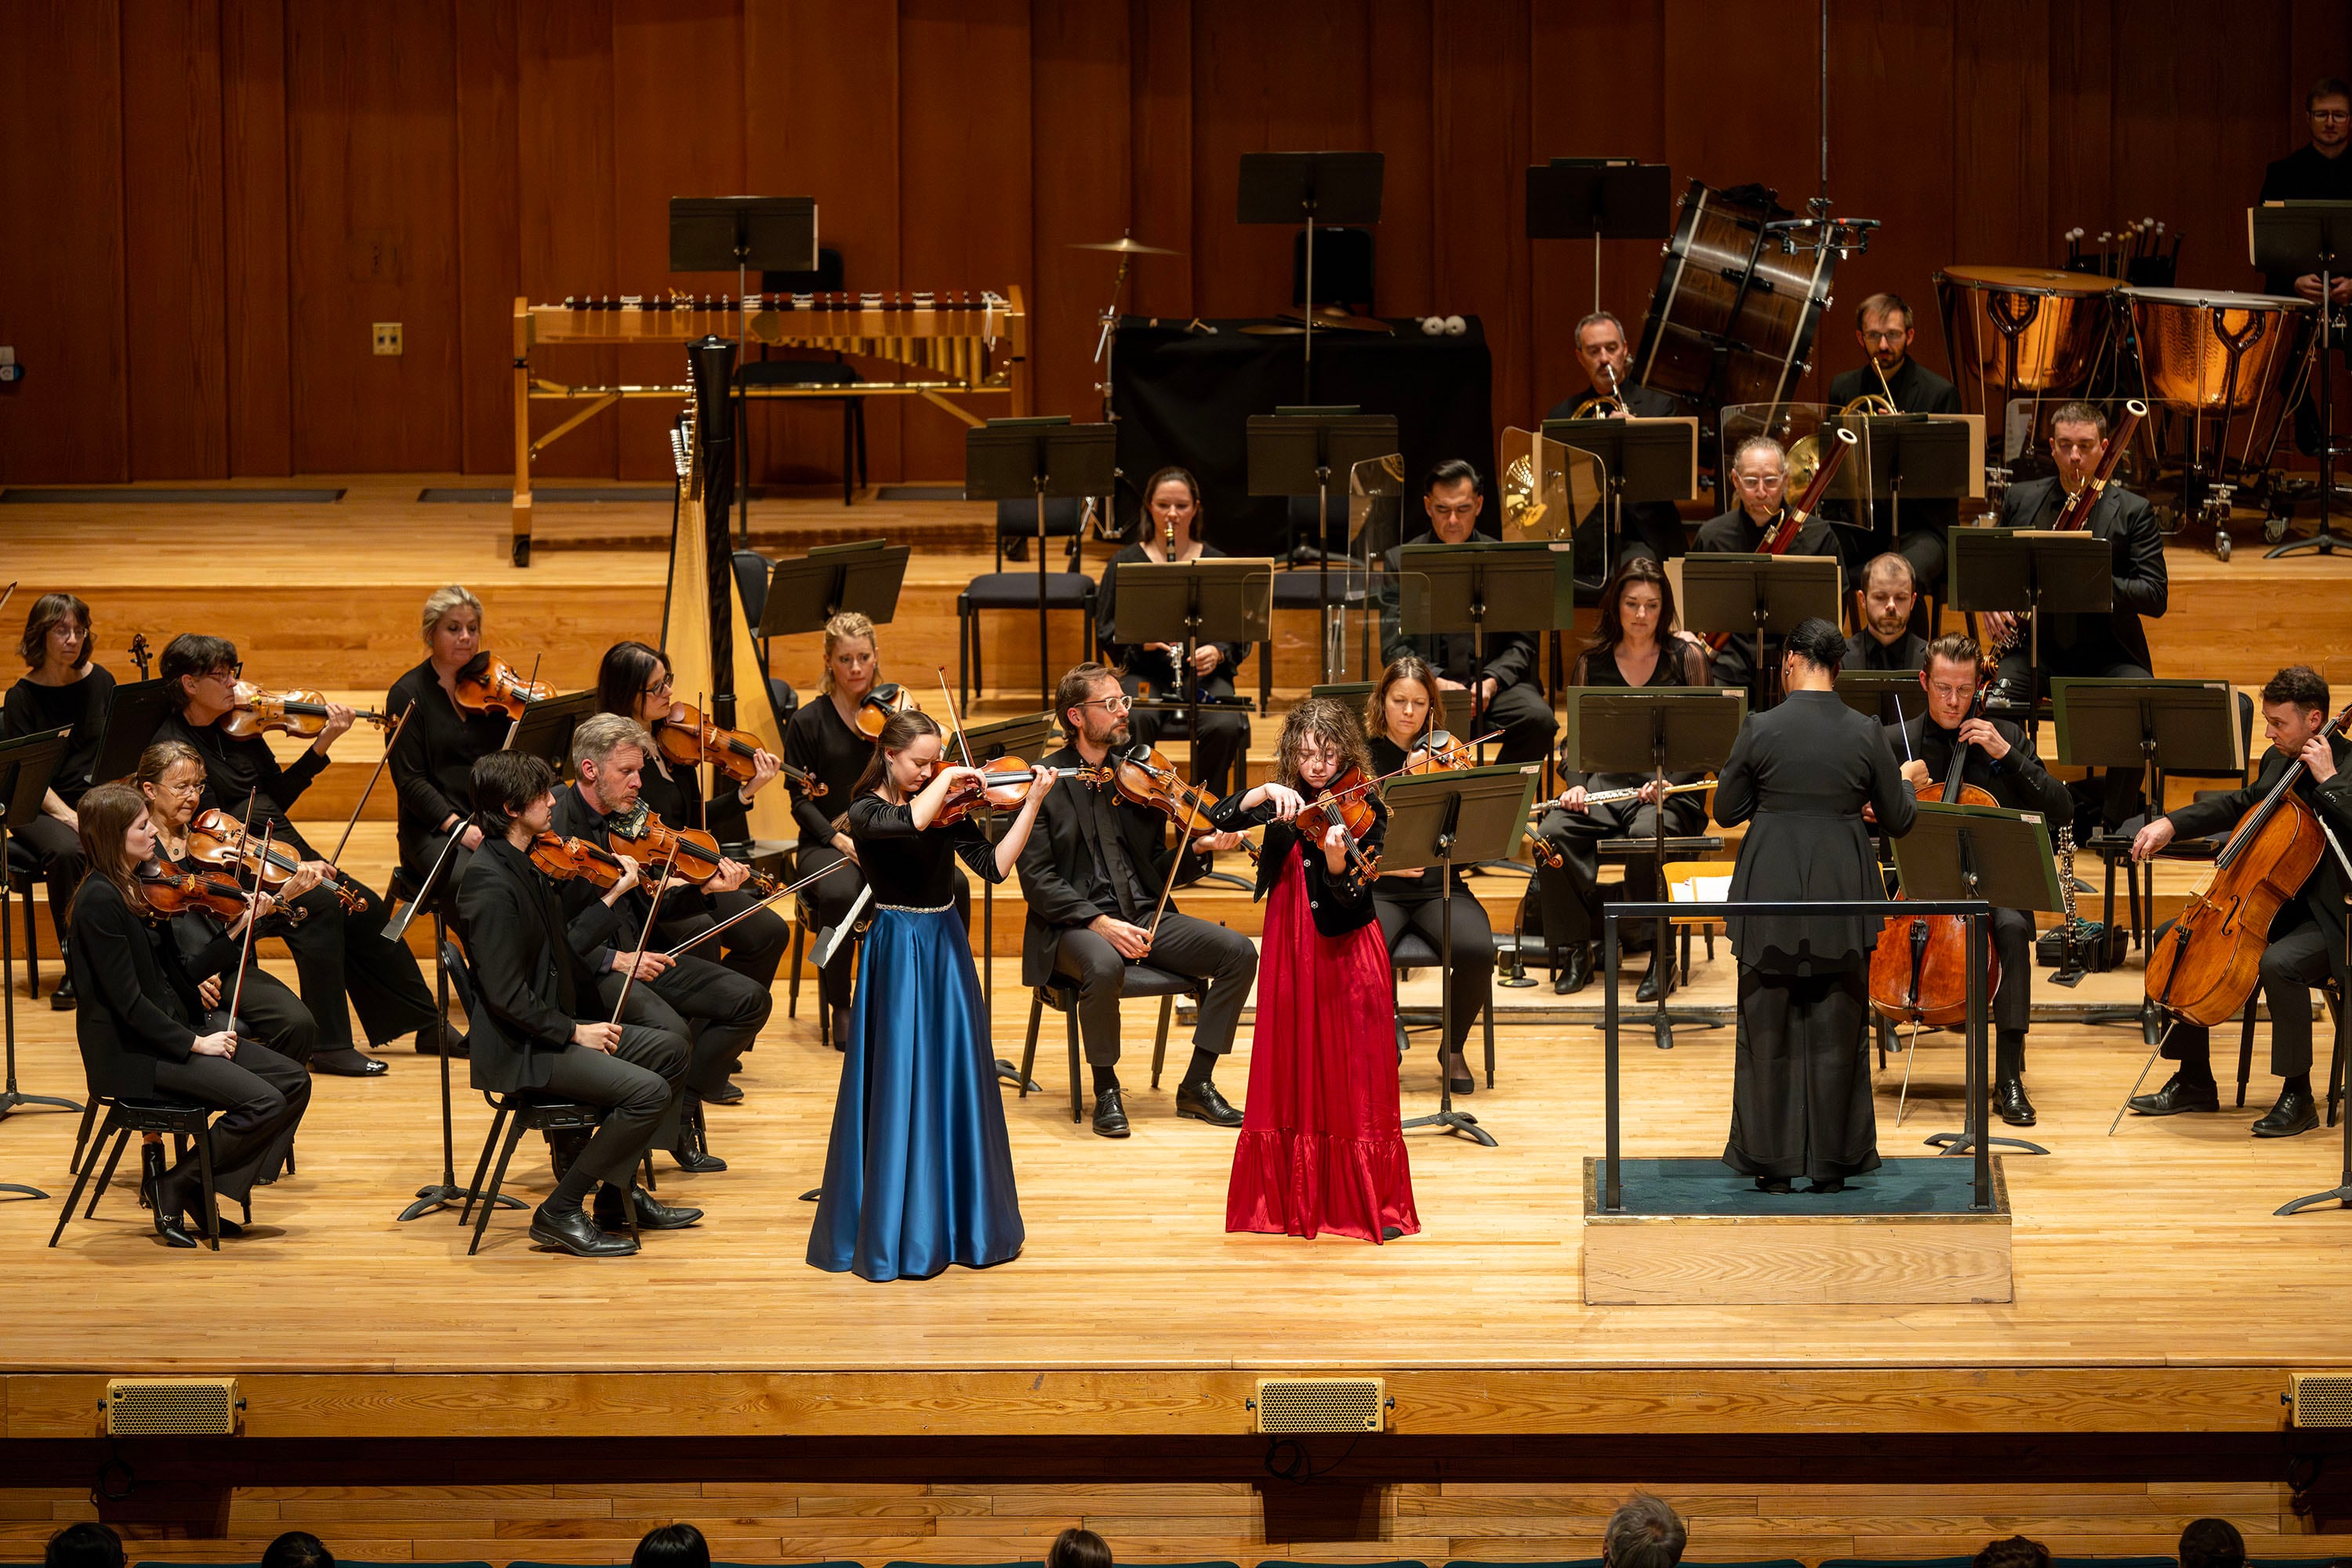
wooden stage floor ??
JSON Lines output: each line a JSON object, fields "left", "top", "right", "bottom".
{"left": 6, "top": 481, "right": 2352, "bottom": 1446}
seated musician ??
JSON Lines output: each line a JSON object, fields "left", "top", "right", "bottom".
{"left": 2129, "top": 666, "right": 2352, "bottom": 1138}
{"left": 457, "top": 750, "right": 699, "bottom": 1258}
{"left": 1547, "top": 310, "right": 1686, "bottom": 571}
{"left": 1097, "top": 466, "right": 1253, "bottom": 800}
{"left": 1691, "top": 435, "right": 1841, "bottom": 698}
{"left": 596, "top": 641, "right": 791, "bottom": 995}
{"left": 1888, "top": 636, "right": 2075, "bottom": 1126}
{"left": 154, "top": 633, "right": 449, "bottom": 1070}
{"left": 1013, "top": 662, "right": 1259, "bottom": 1139}
{"left": 1524, "top": 561, "right": 1714, "bottom": 1000}
{"left": 1845, "top": 554, "right": 1928, "bottom": 672}
{"left": 1379, "top": 460, "right": 1559, "bottom": 767}
{"left": 548, "top": 714, "right": 773, "bottom": 1171}
{"left": 782, "top": 612, "right": 967, "bottom": 1048}
{"left": 1363, "top": 655, "right": 1495, "bottom": 1094}
{"left": 1826, "top": 293, "right": 1962, "bottom": 597}
{"left": 1982, "top": 401, "right": 2168, "bottom": 828}
{"left": 2259, "top": 78, "right": 2352, "bottom": 456}
{"left": 4, "top": 592, "right": 119, "bottom": 1012}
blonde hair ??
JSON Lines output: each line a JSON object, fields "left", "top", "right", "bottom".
{"left": 1276, "top": 696, "right": 1372, "bottom": 793}
{"left": 819, "top": 611, "right": 878, "bottom": 695}
{"left": 420, "top": 584, "right": 484, "bottom": 643}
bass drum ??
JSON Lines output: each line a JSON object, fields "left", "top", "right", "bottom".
{"left": 1633, "top": 180, "right": 1835, "bottom": 411}
{"left": 1934, "top": 265, "right": 2118, "bottom": 414}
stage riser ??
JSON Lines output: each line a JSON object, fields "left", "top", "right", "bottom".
{"left": 1582, "top": 1215, "right": 2014, "bottom": 1305}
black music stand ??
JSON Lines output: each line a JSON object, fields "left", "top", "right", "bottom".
{"left": 1394, "top": 542, "right": 1573, "bottom": 763}
{"left": 1835, "top": 669, "right": 1926, "bottom": 727}
{"left": 758, "top": 540, "right": 909, "bottom": 637}
{"left": 669, "top": 197, "right": 816, "bottom": 335}
{"left": 1679, "top": 554, "right": 1842, "bottom": 707}
{"left": 1542, "top": 416, "right": 1698, "bottom": 587}
{"left": 507, "top": 691, "right": 600, "bottom": 779}
{"left": 966, "top": 417, "right": 1119, "bottom": 710}
{"left": 1247, "top": 410, "right": 1399, "bottom": 681}
{"left": 1236, "top": 152, "right": 1385, "bottom": 396}
{"left": 960, "top": 710, "right": 1054, "bottom": 1091}
{"left": 1572, "top": 687, "right": 1746, "bottom": 1049}
{"left": 1825, "top": 414, "right": 1975, "bottom": 550}
{"left": 2252, "top": 201, "right": 2352, "bottom": 559}
{"left": 0, "top": 728, "right": 79, "bottom": 1188}
{"left": 1115, "top": 560, "right": 1274, "bottom": 832}
{"left": 1526, "top": 160, "right": 1673, "bottom": 316}
{"left": 1886, "top": 801, "right": 2059, "bottom": 1157}
{"left": 1382, "top": 763, "right": 1538, "bottom": 1147}
{"left": 1947, "top": 529, "right": 2111, "bottom": 673}
{"left": 89, "top": 677, "right": 174, "bottom": 790}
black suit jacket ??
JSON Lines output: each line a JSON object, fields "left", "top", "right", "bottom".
{"left": 457, "top": 836, "right": 615, "bottom": 1094}
{"left": 1379, "top": 531, "right": 1540, "bottom": 689}
{"left": 67, "top": 877, "right": 241, "bottom": 1098}
{"left": 1210, "top": 785, "right": 1383, "bottom": 937}
{"left": 1014, "top": 742, "right": 1180, "bottom": 987}
{"left": 1998, "top": 476, "right": 2167, "bottom": 672}
{"left": 2165, "top": 732, "right": 2352, "bottom": 953}
{"left": 1827, "top": 356, "right": 1961, "bottom": 415}
{"left": 1845, "top": 630, "right": 1927, "bottom": 672}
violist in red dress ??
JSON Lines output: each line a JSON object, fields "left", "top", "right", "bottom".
{"left": 1209, "top": 697, "right": 1419, "bottom": 1243}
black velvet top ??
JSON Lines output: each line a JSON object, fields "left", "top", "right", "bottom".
{"left": 783, "top": 695, "right": 877, "bottom": 846}
{"left": 3, "top": 664, "right": 118, "bottom": 808}
{"left": 387, "top": 659, "right": 511, "bottom": 861}
{"left": 844, "top": 791, "right": 1003, "bottom": 907}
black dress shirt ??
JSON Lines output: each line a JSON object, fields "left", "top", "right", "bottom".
{"left": 782, "top": 695, "right": 875, "bottom": 846}
{"left": 2, "top": 665, "right": 117, "bottom": 808}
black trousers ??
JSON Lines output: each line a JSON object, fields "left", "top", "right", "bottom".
{"left": 1992, "top": 654, "right": 2151, "bottom": 827}
{"left": 536, "top": 1025, "right": 688, "bottom": 1187}
{"left": 595, "top": 952, "right": 770, "bottom": 1103}
{"left": 795, "top": 842, "right": 971, "bottom": 1010}
{"left": 1475, "top": 681, "right": 1559, "bottom": 768}
{"left": 1374, "top": 880, "right": 1492, "bottom": 1054}
{"left": 1526, "top": 794, "right": 1706, "bottom": 952}
{"left": 1723, "top": 963, "right": 1880, "bottom": 1184}
{"left": 149, "top": 1040, "right": 312, "bottom": 1205}
{"left": 201, "top": 966, "right": 316, "bottom": 1181}
{"left": 1124, "top": 670, "right": 1250, "bottom": 798}
{"left": 278, "top": 880, "right": 440, "bottom": 1049}
{"left": 1049, "top": 909, "right": 1257, "bottom": 1069}
{"left": 10, "top": 811, "right": 82, "bottom": 949}
{"left": 661, "top": 888, "right": 790, "bottom": 991}
{"left": 2161, "top": 916, "right": 2340, "bottom": 1080}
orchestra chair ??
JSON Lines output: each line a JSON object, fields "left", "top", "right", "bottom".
{"left": 4, "top": 852, "right": 41, "bottom": 1000}
{"left": 2089, "top": 691, "right": 2255, "bottom": 959}
{"left": 737, "top": 247, "right": 865, "bottom": 512}
{"left": 726, "top": 548, "right": 804, "bottom": 720}
{"left": 49, "top": 1094, "right": 228, "bottom": 1251}
{"left": 957, "top": 564, "right": 1096, "bottom": 712}
{"left": 459, "top": 1088, "right": 633, "bottom": 1256}
{"left": 2235, "top": 978, "right": 2347, "bottom": 1123}
{"left": 1015, "top": 962, "right": 1200, "bottom": 1124}
{"left": 1388, "top": 928, "right": 1499, "bottom": 1090}
{"left": 995, "top": 495, "right": 1087, "bottom": 568}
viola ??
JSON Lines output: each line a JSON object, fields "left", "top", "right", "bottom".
{"left": 527, "top": 830, "right": 626, "bottom": 890}
{"left": 604, "top": 806, "right": 778, "bottom": 895}
{"left": 653, "top": 701, "right": 820, "bottom": 793}
{"left": 452, "top": 654, "right": 554, "bottom": 720}
{"left": 1708, "top": 426, "right": 1859, "bottom": 654}
{"left": 1295, "top": 764, "right": 1381, "bottom": 885}
{"left": 136, "top": 863, "right": 252, "bottom": 921}
{"left": 853, "top": 683, "right": 919, "bottom": 741}
{"left": 184, "top": 808, "right": 364, "bottom": 913}
{"left": 1868, "top": 690, "right": 2002, "bottom": 1030}
{"left": 1523, "top": 826, "right": 1563, "bottom": 869}
{"left": 1091, "top": 743, "right": 1258, "bottom": 863}
{"left": 220, "top": 681, "right": 394, "bottom": 741}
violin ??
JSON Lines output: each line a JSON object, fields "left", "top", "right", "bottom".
{"left": 854, "top": 683, "right": 919, "bottom": 741}
{"left": 1403, "top": 728, "right": 1479, "bottom": 775}
{"left": 1708, "top": 426, "right": 1859, "bottom": 654}
{"left": 527, "top": 831, "right": 626, "bottom": 890}
{"left": 2146, "top": 698, "right": 2352, "bottom": 1028}
{"left": 129, "top": 633, "right": 152, "bottom": 680}
{"left": 1090, "top": 744, "right": 1259, "bottom": 863}
{"left": 452, "top": 654, "right": 555, "bottom": 719}
{"left": 937, "top": 758, "right": 1090, "bottom": 826}
{"left": 1523, "top": 827, "right": 1563, "bottom": 869}
{"left": 184, "top": 808, "right": 364, "bottom": 913}
{"left": 1868, "top": 687, "right": 2002, "bottom": 1030}
{"left": 136, "top": 863, "right": 252, "bottom": 921}
{"left": 653, "top": 702, "right": 821, "bottom": 793}
{"left": 220, "top": 681, "right": 394, "bottom": 741}
{"left": 1295, "top": 764, "right": 1382, "bottom": 886}
{"left": 604, "top": 807, "right": 778, "bottom": 895}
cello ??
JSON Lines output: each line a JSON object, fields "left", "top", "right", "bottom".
{"left": 2144, "top": 699, "right": 2352, "bottom": 1029}
{"left": 1868, "top": 688, "right": 2002, "bottom": 1030}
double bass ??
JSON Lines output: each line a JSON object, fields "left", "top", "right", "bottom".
{"left": 1868, "top": 690, "right": 2002, "bottom": 1029}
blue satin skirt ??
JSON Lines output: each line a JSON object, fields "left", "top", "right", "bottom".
{"left": 806, "top": 905, "right": 1025, "bottom": 1281}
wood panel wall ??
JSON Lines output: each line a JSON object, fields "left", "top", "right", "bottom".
{"left": 2, "top": 0, "right": 2346, "bottom": 487}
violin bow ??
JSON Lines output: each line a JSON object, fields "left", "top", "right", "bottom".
{"left": 500, "top": 653, "right": 545, "bottom": 751}
{"left": 0, "top": 581, "right": 15, "bottom": 622}
{"left": 657, "top": 850, "right": 861, "bottom": 961}
{"left": 935, "top": 666, "right": 978, "bottom": 771}
{"left": 326, "top": 702, "right": 410, "bottom": 875}
{"left": 695, "top": 688, "right": 709, "bottom": 832}
{"left": 225, "top": 818, "right": 274, "bottom": 1028}
{"left": 608, "top": 843, "right": 681, "bottom": 1026}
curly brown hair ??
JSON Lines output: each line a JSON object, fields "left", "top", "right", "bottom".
{"left": 1275, "top": 696, "right": 1371, "bottom": 792}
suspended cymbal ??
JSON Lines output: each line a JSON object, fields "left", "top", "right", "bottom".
{"left": 1069, "top": 235, "right": 1182, "bottom": 256}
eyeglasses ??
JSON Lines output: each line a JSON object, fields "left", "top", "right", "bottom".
{"left": 642, "top": 674, "right": 674, "bottom": 695}
{"left": 1733, "top": 471, "right": 1784, "bottom": 491}
{"left": 2312, "top": 109, "right": 2350, "bottom": 122}
{"left": 1860, "top": 328, "right": 1908, "bottom": 345}
{"left": 205, "top": 663, "right": 243, "bottom": 683}
{"left": 1079, "top": 694, "right": 1133, "bottom": 713}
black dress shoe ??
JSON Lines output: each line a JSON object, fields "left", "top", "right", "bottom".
{"left": 531, "top": 1203, "right": 640, "bottom": 1258}
{"left": 1443, "top": 1056, "right": 1475, "bottom": 1096}
{"left": 1174, "top": 1080, "right": 1243, "bottom": 1127}
{"left": 1635, "top": 960, "right": 1671, "bottom": 1004}
{"left": 1091, "top": 1086, "right": 1131, "bottom": 1138}
{"left": 1755, "top": 1176, "right": 1791, "bottom": 1195}
{"left": 2129, "top": 1072, "right": 2220, "bottom": 1116}
{"left": 49, "top": 975, "right": 76, "bottom": 1012}
{"left": 140, "top": 1172, "right": 198, "bottom": 1247}
{"left": 702, "top": 1082, "right": 745, "bottom": 1105}
{"left": 1554, "top": 946, "right": 1593, "bottom": 996}
{"left": 414, "top": 1022, "right": 470, "bottom": 1058}
{"left": 1807, "top": 1178, "right": 1848, "bottom": 1195}
{"left": 1993, "top": 1074, "right": 2038, "bottom": 1127}
{"left": 1381, "top": 1225, "right": 1404, "bottom": 1241}
{"left": 311, "top": 1047, "right": 388, "bottom": 1077}
{"left": 2252, "top": 1086, "right": 2320, "bottom": 1138}
{"left": 673, "top": 1146, "right": 728, "bottom": 1174}
{"left": 594, "top": 1185, "right": 703, "bottom": 1232}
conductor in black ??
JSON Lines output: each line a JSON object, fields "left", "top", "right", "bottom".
{"left": 1713, "top": 617, "right": 1918, "bottom": 1193}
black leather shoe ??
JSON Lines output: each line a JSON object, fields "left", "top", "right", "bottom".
{"left": 702, "top": 1082, "right": 744, "bottom": 1105}
{"left": 2130, "top": 1072, "right": 2220, "bottom": 1116}
{"left": 2252, "top": 1086, "right": 2320, "bottom": 1138}
{"left": 1175, "top": 1079, "right": 1243, "bottom": 1127}
{"left": 49, "top": 975, "right": 76, "bottom": 1012}
{"left": 1381, "top": 1225, "right": 1404, "bottom": 1242}
{"left": 1443, "top": 1054, "right": 1475, "bottom": 1096}
{"left": 1755, "top": 1176, "right": 1791, "bottom": 1195}
{"left": 595, "top": 1185, "right": 703, "bottom": 1232}
{"left": 1994, "top": 1074, "right": 2038, "bottom": 1127}
{"left": 673, "top": 1146, "right": 728, "bottom": 1174}
{"left": 141, "top": 1171, "right": 198, "bottom": 1248}
{"left": 311, "top": 1047, "right": 388, "bottom": 1077}
{"left": 1807, "top": 1178, "right": 1848, "bottom": 1195}
{"left": 1091, "top": 1086, "right": 1131, "bottom": 1138}
{"left": 1554, "top": 946, "right": 1592, "bottom": 996}
{"left": 414, "top": 1022, "right": 470, "bottom": 1058}
{"left": 532, "top": 1203, "right": 640, "bottom": 1257}
{"left": 1635, "top": 960, "right": 1671, "bottom": 1004}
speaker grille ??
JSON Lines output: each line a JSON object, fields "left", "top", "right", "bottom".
{"left": 1253, "top": 1377, "right": 1386, "bottom": 1432}
{"left": 2291, "top": 1374, "right": 2352, "bottom": 1427}
{"left": 106, "top": 1378, "right": 241, "bottom": 1436}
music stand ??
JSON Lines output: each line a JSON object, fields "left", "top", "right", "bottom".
{"left": 2251, "top": 201, "right": 2352, "bottom": 558}
{"left": 0, "top": 727, "right": 79, "bottom": 1187}
{"left": 1679, "top": 555, "right": 1842, "bottom": 706}
{"left": 1526, "top": 160, "right": 1673, "bottom": 315}
{"left": 1835, "top": 670, "right": 1925, "bottom": 727}
{"left": 1947, "top": 530, "right": 2111, "bottom": 672}
{"left": 1382, "top": 764, "right": 1539, "bottom": 1147}
{"left": 1570, "top": 687, "right": 1746, "bottom": 1049}
{"left": 1542, "top": 416, "right": 1699, "bottom": 585}
{"left": 959, "top": 710, "right": 1055, "bottom": 1090}
{"left": 2278, "top": 816, "right": 2352, "bottom": 1216}
{"left": 1115, "top": 560, "right": 1274, "bottom": 813}
{"left": 668, "top": 196, "right": 817, "bottom": 349}
{"left": 758, "top": 540, "right": 909, "bottom": 638}
{"left": 1236, "top": 152, "right": 1385, "bottom": 394}
{"left": 1247, "top": 411, "right": 1399, "bottom": 681}
{"left": 967, "top": 417, "right": 1118, "bottom": 710}
{"left": 1395, "top": 542, "right": 1573, "bottom": 763}
{"left": 89, "top": 677, "right": 175, "bottom": 790}
{"left": 1823, "top": 414, "right": 1976, "bottom": 547}
{"left": 1886, "top": 800, "right": 2060, "bottom": 1157}
{"left": 507, "top": 691, "right": 600, "bottom": 779}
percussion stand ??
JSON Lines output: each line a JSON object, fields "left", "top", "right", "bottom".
{"left": 2256, "top": 202, "right": 2352, "bottom": 558}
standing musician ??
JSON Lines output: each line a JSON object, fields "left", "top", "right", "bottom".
{"left": 4, "top": 592, "right": 118, "bottom": 1012}
{"left": 596, "top": 641, "right": 790, "bottom": 993}
{"left": 457, "top": 750, "right": 698, "bottom": 1258}
{"left": 1547, "top": 310, "right": 1687, "bottom": 569}
{"left": 1363, "top": 656, "right": 1494, "bottom": 1095}
{"left": 1096, "top": 466, "right": 1254, "bottom": 799}
{"left": 1379, "top": 460, "right": 1559, "bottom": 767}
{"left": 2259, "top": 78, "right": 2352, "bottom": 457}
{"left": 1846, "top": 554, "right": 1928, "bottom": 673}
{"left": 2128, "top": 666, "right": 2352, "bottom": 1138}
{"left": 1524, "top": 561, "right": 1714, "bottom": 1000}
{"left": 154, "top": 633, "right": 448, "bottom": 1070}
{"left": 387, "top": 585, "right": 511, "bottom": 938}
{"left": 1715, "top": 618, "right": 1917, "bottom": 1194}
{"left": 1887, "top": 636, "right": 2075, "bottom": 1127}
{"left": 1825, "top": 293, "right": 1962, "bottom": 598}
{"left": 1692, "top": 435, "right": 1842, "bottom": 698}
{"left": 68, "top": 782, "right": 311, "bottom": 1249}
{"left": 1982, "top": 401, "right": 2169, "bottom": 828}
{"left": 1014, "top": 662, "right": 1259, "bottom": 1138}
{"left": 548, "top": 714, "right": 771, "bottom": 1171}
{"left": 781, "top": 612, "right": 958, "bottom": 1047}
